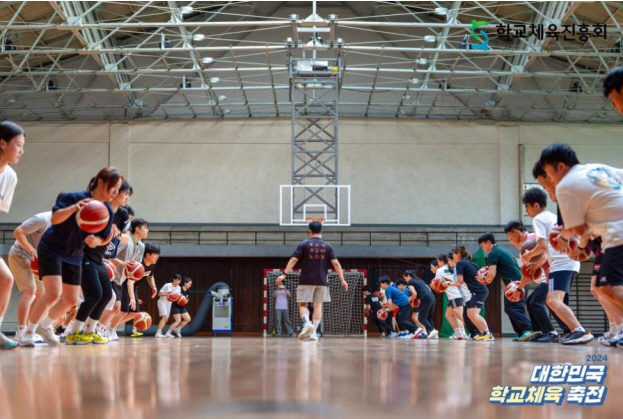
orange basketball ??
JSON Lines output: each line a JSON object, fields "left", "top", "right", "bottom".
{"left": 103, "top": 259, "right": 117, "bottom": 281}
{"left": 177, "top": 295, "right": 188, "bottom": 306}
{"left": 76, "top": 200, "right": 110, "bottom": 234}
{"left": 125, "top": 260, "right": 145, "bottom": 281}
{"left": 504, "top": 281, "right": 525, "bottom": 302}
{"left": 409, "top": 297, "right": 420, "bottom": 308}
{"left": 430, "top": 277, "right": 448, "bottom": 293}
{"left": 548, "top": 225, "right": 563, "bottom": 252}
{"left": 134, "top": 312, "right": 152, "bottom": 331}
{"left": 477, "top": 266, "right": 490, "bottom": 284}
{"left": 521, "top": 264, "right": 544, "bottom": 282}
{"left": 377, "top": 309, "right": 388, "bottom": 320}
{"left": 30, "top": 258, "right": 39, "bottom": 277}
{"left": 569, "top": 246, "right": 591, "bottom": 262}
{"left": 167, "top": 292, "right": 181, "bottom": 302}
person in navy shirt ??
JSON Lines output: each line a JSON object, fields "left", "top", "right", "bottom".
{"left": 21, "top": 167, "right": 122, "bottom": 347}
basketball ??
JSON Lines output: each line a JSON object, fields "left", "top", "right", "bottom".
{"left": 504, "top": 281, "right": 525, "bottom": 302}
{"left": 125, "top": 260, "right": 145, "bottom": 281}
{"left": 569, "top": 246, "right": 592, "bottom": 262}
{"left": 75, "top": 200, "right": 110, "bottom": 234}
{"left": 548, "top": 225, "right": 563, "bottom": 251}
{"left": 177, "top": 295, "right": 189, "bottom": 306}
{"left": 30, "top": 258, "right": 39, "bottom": 277}
{"left": 134, "top": 312, "right": 152, "bottom": 331}
{"left": 477, "top": 266, "right": 490, "bottom": 284}
{"left": 430, "top": 277, "right": 448, "bottom": 293}
{"left": 377, "top": 309, "right": 388, "bottom": 320}
{"left": 409, "top": 297, "right": 420, "bottom": 308}
{"left": 167, "top": 292, "right": 181, "bottom": 302}
{"left": 372, "top": 290, "right": 379, "bottom": 297}
{"left": 103, "top": 259, "right": 117, "bottom": 281}
{"left": 521, "top": 264, "right": 544, "bottom": 282}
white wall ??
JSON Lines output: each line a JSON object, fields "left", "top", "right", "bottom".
{"left": 5, "top": 119, "right": 622, "bottom": 226}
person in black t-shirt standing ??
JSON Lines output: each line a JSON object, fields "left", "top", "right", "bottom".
{"left": 402, "top": 270, "right": 438, "bottom": 338}
{"left": 276, "top": 221, "right": 348, "bottom": 341}
{"left": 363, "top": 286, "right": 392, "bottom": 337}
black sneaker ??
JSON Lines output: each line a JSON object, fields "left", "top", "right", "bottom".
{"left": 561, "top": 330, "right": 594, "bottom": 345}
{"left": 537, "top": 333, "right": 559, "bottom": 343}
{"left": 528, "top": 332, "right": 544, "bottom": 342}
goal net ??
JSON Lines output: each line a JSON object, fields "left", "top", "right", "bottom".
{"left": 264, "top": 269, "right": 367, "bottom": 337}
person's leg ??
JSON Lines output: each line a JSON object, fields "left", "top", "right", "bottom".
{"left": 275, "top": 309, "right": 283, "bottom": 336}
{"left": 283, "top": 307, "right": 294, "bottom": 335}
{"left": 87, "top": 265, "right": 113, "bottom": 326}
{"left": 546, "top": 272, "right": 581, "bottom": 331}
{"left": 453, "top": 305, "right": 466, "bottom": 337}
{"left": 70, "top": 260, "right": 102, "bottom": 336}
{"left": 8, "top": 255, "right": 38, "bottom": 338}
{"left": 179, "top": 312, "right": 191, "bottom": 329}
{"left": 467, "top": 307, "right": 487, "bottom": 333}
{"left": 397, "top": 305, "right": 417, "bottom": 334}
{"left": 445, "top": 307, "right": 458, "bottom": 330}
{"left": 417, "top": 297, "right": 435, "bottom": 333}
{"left": 169, "top": 313, "right": 182, "bottom": 333}
{"left": 529, "top": 283, "right": 555, "bottom": 334}
{"left": 0, "top": 259, "right": 14, "bottom": 328}
{"left": 504, "top": 291, "right": 532, "bottom": 337}
{"left": 463, "top": 306, "right": 477, "bottom": 337}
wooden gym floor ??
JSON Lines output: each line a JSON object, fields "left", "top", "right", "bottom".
{"left": 0, "top": 337, "right": 620, "bottom": 419}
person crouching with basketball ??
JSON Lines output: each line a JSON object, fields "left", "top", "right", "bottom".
{"left": 22, "top": 167, "right": 121, "bottom": 347}
{"left": 156, "top": 274, "right": 182, "bottom": 338}
{"left": 168, "top": 276, "right": 192, "bottom": 338}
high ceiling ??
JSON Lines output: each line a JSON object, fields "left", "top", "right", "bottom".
{"left": 1, "top": 1, "right": 622, "bottom": 123}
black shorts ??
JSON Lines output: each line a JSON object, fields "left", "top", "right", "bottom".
{"left": 448, "top": 297, "right": 464, "bottom": 309}
{"left": 598, "top": 244, "right": 623, "bottom": 287}
{"left": 548, "top": 271, "right": 576, "bottom": 293}
{"left": 465, "top": 291, "right": 488, "bottom": 309}
{"left": 37, "top": 250, "right": 82, "bottom": 286}
{"left": 120, "top": 282, "right": 140, "bottom": 313}
{"left": 171, "top": 306, "right": 188, "bottom": 315}
{"left": 112, "top": 282, "right": 122, "bottom": 301}
{"left": 593, "top": 251, "right": 604, "bottom": 277}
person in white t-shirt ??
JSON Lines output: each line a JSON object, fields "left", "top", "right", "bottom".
{"left": 435, "top": 254, "right": 467, "bottom": 340}
{"left": 155, "top": 274, "right": 182, "bottom": 338}
{"left": 0, "top": 121, "right": 25, "bottom": 351}
{"left": 521, "top": 188, "right": 592, "bottom": 345}
{"left": 539, "top": 143, "right": 623, "bottom": 347}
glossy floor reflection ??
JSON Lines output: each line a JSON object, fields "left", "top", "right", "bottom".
{"left": 0, "top": 337, "right": 621, "bottom": 419}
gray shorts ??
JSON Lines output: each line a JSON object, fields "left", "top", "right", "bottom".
{"left": 297, "top": 285, "right": 331, "bottom": 303}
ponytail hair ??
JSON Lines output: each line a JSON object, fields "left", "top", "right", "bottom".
{"left": 451, "top": 245, "right": 472, "bottom": 260}
{"left": 87, "top": 166, "right": 123, "bottom": 192}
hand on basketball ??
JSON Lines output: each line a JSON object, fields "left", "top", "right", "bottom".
{"left": 341, "top": 280, "right": 348, "bottom": 291}
{"left": 74, "top": 198, "right": 93, "bottom": 212}
{"left": 508, "top": 288, "right": 523, "bottom": 300}
{"left": 84, "top": 234, "right": 101, "bottom": 248}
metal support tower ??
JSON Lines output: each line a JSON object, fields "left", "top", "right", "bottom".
{"left": 287, "top": 5, "right": 344, "bottom": 220}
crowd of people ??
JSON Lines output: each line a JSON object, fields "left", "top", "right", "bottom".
{"left": 0, "top": 131, "right": 193, "bottom": 349}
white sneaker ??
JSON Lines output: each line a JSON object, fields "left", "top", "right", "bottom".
{"left": 298, "top": 323, "right": 315, "bottom": 340}
{"left": 428, "top": 330, "right": 439, "bottom": 339}
{"left": 110, "top": 329, "right": 119, "bottom": 341}
{"left": 20, "top": 332, "right": 36, "bottom": 347}
{"left": 34, "top": 333, "right": 45, "bottom": 344}
{"left": 15, "top": 328, "right": 25, "bottom": 342}
{"left": 308, "top": 332, "right": 319, "bottom": 341}
{"left": 449, "top": 334, "right": 458, "bottom": 340}
{"left": 387, "top": 332, "right": 398, "bottom": 338}
{"left": 155, "top": 332, "right": 165, "bottom": 339}
{"left": 164, "top": 333, "right": 174, "bottom": 338}
{"left": 174, "top": 328, "right": 182, "bottom": 338}
{"left": 38, "top": 327, "right": 60, "bottom": 346}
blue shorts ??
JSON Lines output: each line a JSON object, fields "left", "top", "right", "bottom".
{"left": 448, "top": 297, "right": 464, "bottom": 309}
{"left": 548, "top": 271, "right": 577, "bottom": 294}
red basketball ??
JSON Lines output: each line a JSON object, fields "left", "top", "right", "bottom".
{"left": 377, "top": 309, "right": 388, "bottom": 320}
{"left": 30, "top": 258, "right": 39, "bottom": 277}
{"left": 76, "top": 200, "right": 110, "bottom": 234}
{"left": 167, "top": 292, "right": 181, "bottom": 302}
{"left": 477, "top": 266, "right": 490, "bottom": 285}
{"left": 103, "top": 259, "right": 117, "bottom": 281}
{"left": 569, "top": 246, "right": 591, "bottom": 262}
{"left": 521, "top": 264, "right": 543, "bottom": 282}
{"left": 505, "top": 281, "right": 525, "bottom": 302}
{"left": 125, "top": 260, "right": 145, "bottom": 281}
{"left": 409, "top": 297, "right": 420, "bottom": 308}
{"left": 177, "top": 295, "right": 188, "bottom": 306}
{"left": 134, "top": 312, "right": 152, "bottom": 331}
{"left": 548, "top": 225, "right": 564, "bottom": 252}
{"left": 430, "top": 277, "right": 448, "bottom": 293}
